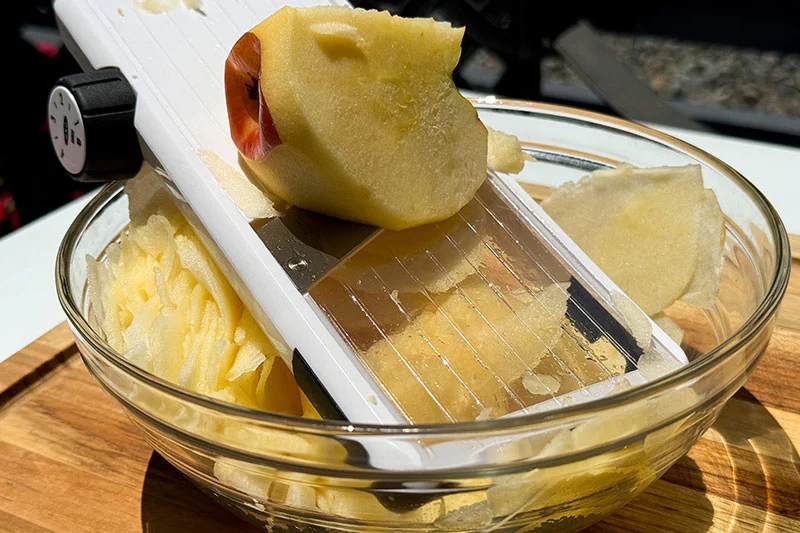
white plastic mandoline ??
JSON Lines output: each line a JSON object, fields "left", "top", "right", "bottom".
{"left": 54, "top": 0, "right": 688, "bottom": 470}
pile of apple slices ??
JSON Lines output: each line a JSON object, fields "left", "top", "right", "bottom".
{"left": 87, "top": 169, "right": 308, "bottom": 416}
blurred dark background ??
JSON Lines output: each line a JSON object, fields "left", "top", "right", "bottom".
{"left": 2, "top": 1, "right": 800, "bottom": 237}
{"left": 0, "top": 2, "right": 91, "bottom": 237}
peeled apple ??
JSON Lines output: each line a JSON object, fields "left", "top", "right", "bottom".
{"left": 225, "top": 6, "right": 488, "bottom": 230}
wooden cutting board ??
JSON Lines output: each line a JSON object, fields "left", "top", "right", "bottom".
{"left": 1, "top": 248, "right": 799, "bottom": 532}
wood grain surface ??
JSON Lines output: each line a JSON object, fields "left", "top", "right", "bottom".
{"left": 1, "top": 250, "right": 798, "bottom": 532}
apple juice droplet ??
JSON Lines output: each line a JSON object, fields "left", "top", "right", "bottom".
{"left": 287, "top": 257, "right": 308, "bottom": 271}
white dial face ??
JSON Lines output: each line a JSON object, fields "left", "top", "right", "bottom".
{"left": 48, "top": 86, "right": 86, "bottom": 175}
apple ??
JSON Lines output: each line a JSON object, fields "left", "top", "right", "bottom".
{"left": 225, "top": 6, "right": 488, "bottom": 231}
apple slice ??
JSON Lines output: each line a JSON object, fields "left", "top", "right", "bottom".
{"left": 541, "top": 164, "right": 722, "bottom": 315}
{"left": 679, "top": 189, "right": 725, "bottom": 307}
{"left": 225, "top": 7, "right": 488, "bottom": 230}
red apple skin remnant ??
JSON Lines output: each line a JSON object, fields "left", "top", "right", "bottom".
{"left": 225, "top": 32, "right": 281, "bottom": 160}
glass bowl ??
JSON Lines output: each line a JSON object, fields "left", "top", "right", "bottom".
{"left": 56, "top": 99, "right": 790, "bottom": 532}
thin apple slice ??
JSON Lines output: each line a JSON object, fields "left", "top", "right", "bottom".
{"left": 651, "top": 312, "right": 684, "bottom": 345}
{"left": 680, "top": 189, "right": 725, "bottom": 308}
{"left": 542, "top": 164, "right": 715, "bottom": 315}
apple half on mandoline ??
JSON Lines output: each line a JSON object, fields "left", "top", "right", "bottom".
{"left": 225, "top": 6, "right": 488, "bottom": 231}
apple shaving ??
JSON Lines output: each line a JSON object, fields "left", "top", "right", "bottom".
{"left": 198, "top": 150, "right": 280, "bottom": 220}
{"left": 611, "top": 291, "right": 653, "bottom": 349}
{"left": 542, "top": 164, "right": 724, "bottom": 316}
{"left": 487, "top": 127, "right": 528, "bottom": 174}
{"left": 652, "top": 313, "right": 684, "bottom": 345}
{"left": 680, "top": 189, "right": 725, "bottom": 307}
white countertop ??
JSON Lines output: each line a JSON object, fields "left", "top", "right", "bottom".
{"left": 0, "top": 192, "right": 96, "bottom": 361}
{"left": 1, "top": 126, "right": 799, "bottom": 363}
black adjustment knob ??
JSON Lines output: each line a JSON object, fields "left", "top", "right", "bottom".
{"left": 48, "top": 67, "right": 143, "bottom": 182}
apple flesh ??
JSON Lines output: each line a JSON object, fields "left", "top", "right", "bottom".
{"left": 225, "top": 6, "right": 488, "bottom": 231}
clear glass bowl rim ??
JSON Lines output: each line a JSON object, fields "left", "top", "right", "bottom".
{"left": 56, "top": 98, "right": 791, "bottom": 438}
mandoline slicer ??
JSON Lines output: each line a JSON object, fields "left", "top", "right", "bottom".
{"left": 50, "top": 0, "right": 688, "bottom": 471}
